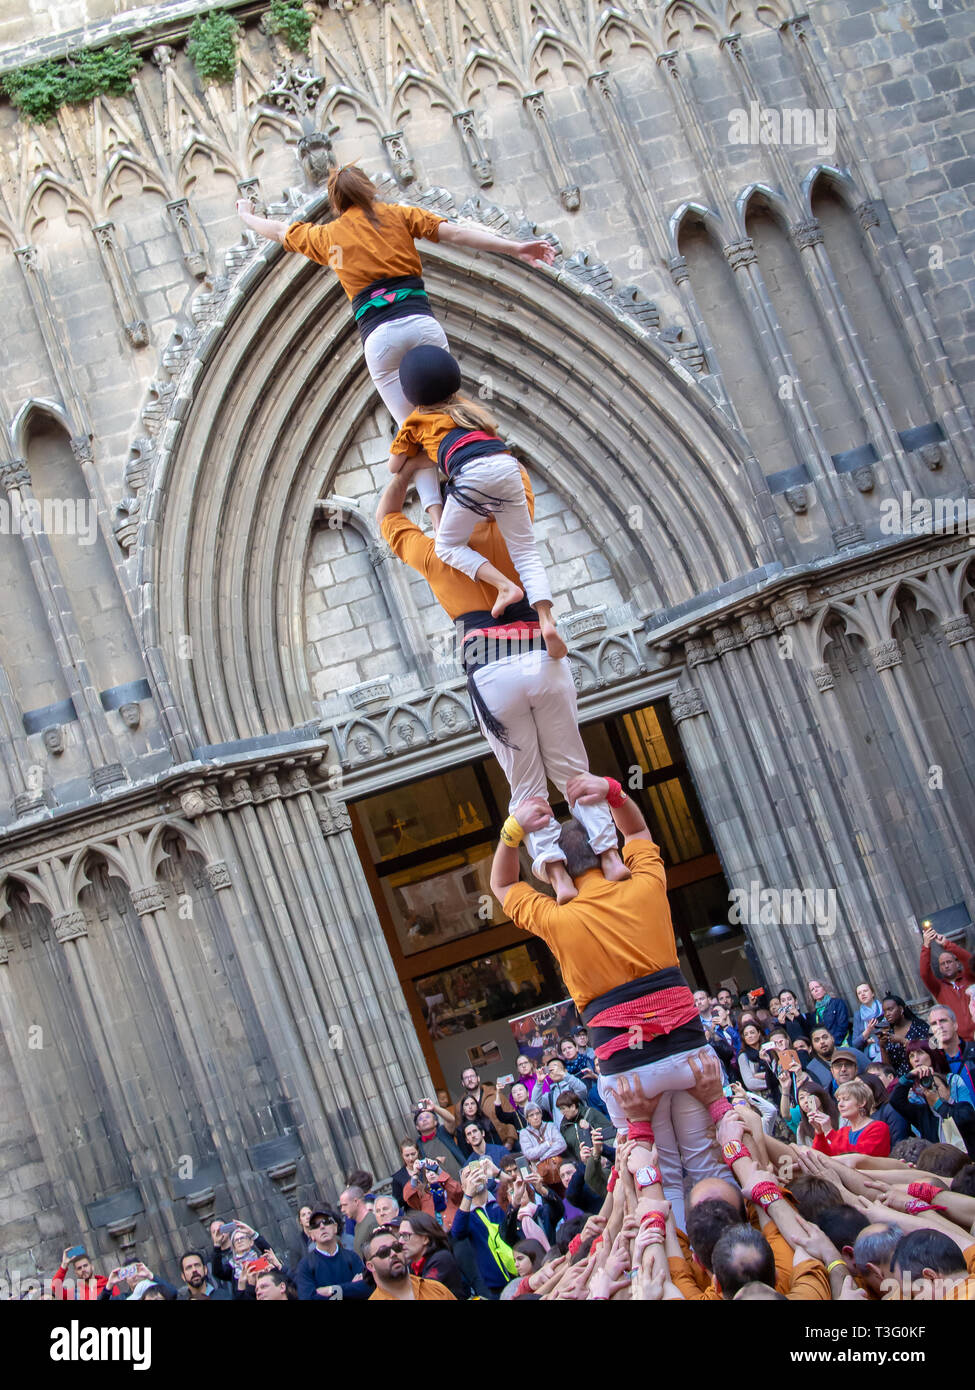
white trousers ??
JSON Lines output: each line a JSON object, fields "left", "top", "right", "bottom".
{"left": 472, "top": 650, "right": 617, "bottom": 874}
{"left": 363, "top": 313, "right": 447, "bottom": 511}
{"left": 598, "top": 1044, "right": 734, "bottom": 1232}
{"left": 436, "top": 454, "right": 553, "bottom": 606}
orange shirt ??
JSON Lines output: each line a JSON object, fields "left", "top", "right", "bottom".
{"left": 283, "top": 203, "right": 445, "bottom": 298}
{"left": 786, "top": 1260, "right": 831, "bottom": 1300}
{"left": 503, "top": 839, "right": 677, "bottom": 1013}
{"left": 379, "top": 473, "right": 533, "bottom": 621}
{"left": 368, "top": 1274, "right": 455, "bottom": 1301}
{"left": 391, "top": 409, "right": 506, "bottom": 467}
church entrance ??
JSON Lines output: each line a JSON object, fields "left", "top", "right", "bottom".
{"left": 348, "top": 698, "right": 755, "bottom": 1094}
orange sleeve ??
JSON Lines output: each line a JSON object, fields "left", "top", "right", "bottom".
{"left": 399, "top": 206, "right": 446, "bottom": 242}
{"left": 964, "top": 1245, "right": 975, "bottom": 1275}
{"left": 391, "top": 420, "right": 421, "bottom": 457}
{"left": 503, "top": 883, "right": 557, "bottom": 942}
{"left": 676, "top": 1229, "right": 711, "bottom": 1291}
{"left": 282, "top": 221, "right": 335, "bottom": 266}
{"left": 380, "top": 512, "right": 436, "bottom": 577}
{"left": 786, "top": 1260, "right": 832, "bottom": 1301}
{"left": 762, "top": 1219, "right": 796, "bottom": 1295}
{"left": 667, "top": 1255, "right": 716, "bottom": 1300}
{"left": 621, "top": 838, "right": 666, "bottom": 884}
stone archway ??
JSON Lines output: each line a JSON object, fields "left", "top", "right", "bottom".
{"left": 138, "top": 202, "right": 773, "bottom": 751}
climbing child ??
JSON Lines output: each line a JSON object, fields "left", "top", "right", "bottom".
{"left": 388, "top": 345, "right": 567, "bottom": 661}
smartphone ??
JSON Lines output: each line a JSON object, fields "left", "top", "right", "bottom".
{"left": 218, "top": 1222, "right": 238, "bottom": 1235}
{"left": 246, "top": 1257, "right": 270, "bottom": 1273}
{"left": 777, "top": 1049, "right": 799, "bottom": 1071}
{"left": 749, "top": 988, "right": 765, "bottom": 1000}
{"left": 117, "top": 1263, "right": 140, "bottom": 1282}
{"left": 496, "top": 1074, "right": 514, "bottom": 1087}
{"left": 66, "top": 1245, "right": 86, "bottom": 1261}
{"left": 515, "top": 1156, "right": 531, "bottom": 1174}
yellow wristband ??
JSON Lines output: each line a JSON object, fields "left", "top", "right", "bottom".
{"left": 500, "top": 816, "right": 525, "bottom": 847}
{"left": 826, "top": 1259, "right": 846, "bottom": 1273}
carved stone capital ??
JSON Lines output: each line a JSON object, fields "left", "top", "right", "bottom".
{"left": 791, "top": 218, "right": 824, "bottom": 251}
{"left": 225, "top": 777, "right": 254, "bottom": 807}
{"left": 130, "top": 885, "right": 166, "bottom": 916}
{"left": 712, "top": 623, "right": 746, "bottom": 654}
{"left": 943, "top": 616, "right": 974, "bottom": 645}
{"left": 656, "top": 50, "right": 680, "bottom": 79}
{"left": 870, "top": 638, "right": 903, "bottom": 670}
{"left": 179, "top": 785, "right": 222, "bottom": 818}
{"left": 739, "top": 611, "right": 776, "bottom": 642}
{"left": 317, "top": 800, "right": 351, "bottom": 835}
{"left": 856, "top": 201, "right": 882, "bottom": 232}
{"left": 206, "top": 861, "right": 232, "bottom": 890}
{"left": 254, "top": 771, "right": 281, "bottom": 801}
{"left": 669, "top": 256, "right": 690, "bottom": 287}
{"left": 0, "top": 459, "right": 30, "bottom": 492}
{"left": 832, "top": 523, "right": 866, "bottom": 550}
{"left": 811, "top": 663, "right": 835, "bottom": 692}
{"left": 685, "top": 636, "right": 717, "bottom": 665}
{"left": 723, "top": 238, "right": 757, "bottom": 271}
{"left": 669, "top": 687, "right": 706, "bottom": 723}
{"left": 53, "top": 910, "right": 88, "bottom": 943}
{"left": 91, "top": 763, "right": 127, "bottom": 791}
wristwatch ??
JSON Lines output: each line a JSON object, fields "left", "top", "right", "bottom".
{"left": 635, "top": 1165, "right": 660, "bottom": 1189}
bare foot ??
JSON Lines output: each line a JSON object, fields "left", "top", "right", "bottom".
{"left": 540, "top": 615, "right": 567, "bottom": 660}
{"left": 491, "top": 581, "right": 523, "bottom": 618}
{"left": 547, "top": 861, "right": 578, "bottom": 904}
{"left": 599, "top": 848, "right": 631, "bottom": 882}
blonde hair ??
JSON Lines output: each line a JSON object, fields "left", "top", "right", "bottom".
{"left": 416, "top": 392, "right": 498, "bottom": 432}
{"left": 835, "top": 1079, "right": 874, "bottom": 1117}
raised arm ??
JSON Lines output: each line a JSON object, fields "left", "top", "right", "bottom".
{"left": 236, "top": 198, "right": 289, "bottom": 244}
{"left": 490, "top": 798, "right": 553, "bottom": 902}
{"left": 437, "top": 221, "right": 555, "bottom": 267}
{"left": 376, "top": 471, "right": 411, "bottom": 524}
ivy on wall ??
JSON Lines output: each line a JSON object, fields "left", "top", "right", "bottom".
{"left": 186, "top": 10, "right": 242, "bottom": 85}
{"left": 267, "top": 0, "right": 313, "bottom": 54}
{"left": 1, "top": 42, "right": 143, "bottom": 124}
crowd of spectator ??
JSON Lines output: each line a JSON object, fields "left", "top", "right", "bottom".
{"left": 25, "top": 927, "right": 975, "bottom": 1303}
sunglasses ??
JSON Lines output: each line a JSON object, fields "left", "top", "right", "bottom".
{"left": 372, "top": 1241, "right": 404, "bottom": 1258}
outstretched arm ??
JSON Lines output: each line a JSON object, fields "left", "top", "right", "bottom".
{"left": 490, "top": 798, "right": 553, "bottom": 903}
{"left": 236, "top": 198, "right": 289, "bottom": 244}
{"left": 437, "top": 221, "right": 555, "bottom": 268}
{"left": 376, "top": 472, "right": 411, "bottom": 524}
{"left": 565, "top": 772, "right": 651, "bottom": 846}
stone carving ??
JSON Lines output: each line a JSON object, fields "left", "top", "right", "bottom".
{"left": 367, "top": 539, "right": 395, "bottom": 566}
{"left": 142, "top": 379, "right": 177, "bottom": 437}
{"left": 739, "top": 611, "right": 775, "bottom": 642}
{"left": 870, "top": 639, "right": 903, "bottom": 670}
{"left": 317, "top": 799, "right": 351, "bottom": 835}
{"left": 811, "top": 664, "right": 835, "bottom": 692}
{"left": 723, "top": 239, "right": 758, "bottom": 271}
{"left": 454, "top": 110, "right": 494, "bottom": 187}
{"left": 42, "top": 726, "right": 65, "bottom": 755}
{"left": 254, "top": 772, "right": 281, "bottom": 801}
{"left": 785, "top": 486, "right": 809, "bottom": 514}
{"left": 0, "top": 936, "right": 8, "bottom": 965}
{"left": 382, "top": 132, "right": 416, "bottom": 184}
{"left": 348, "top": 679, "right": 392, "bottom": 711}
{"left": 852, "top": 466, "right": 874, "bottom": 493}
{"left": 91, "top": 763, "right": 127, "bottom": 790}
{"left": 610, "top": 286, "right": 660, "bottom": 331}
{"left": 352, "top": 734, "right": 374, "bottom": 757}
{"left": 190, "top": 275, "right": 231, "bottom": 328}
{"left": 53, "top": 910, "right": 88, "bottom": 942}
{"left": 113, "top": 497, "right": 140, "bottom": 554}
{"left": 167, "top": 200, "right": 208, "bottom": 279}
{"left": 942, "top": 616, "right": 973, "bottom": 645}
{"left": 855, "top": 201, "right": 882, "bottom": 232}
{"left": 832, "top": 523, "right": 866, "bottom": 550}
{"left": 125, "top": 438, "right": 154, "bottom": 496}
{"left": 562, "top": 607, "right": 607, "bottom": 641}
{"left": 669, "top": 687, "right": 705, "bottom": 722}
{"left": 130, "top": 885, "right": 166, "bottom": 916}
{"left": 179, "top": 785, "right": 221, "bottom": 818}
{"left": 298, "top": 132, "right": 336, "bottom": 186}
{"left": 685, "top": 636, "right": 716, "bottom": 664}
{"left": 263, "top": 62, "right": 327, "bottom": 121}
{"left": 920, "top": 443, "right": 944, "bottom": 470}
{"left": 791, "top": 219, "right": 824, "bottom": 251}
{"left": 564, "top": 250, "right": 614, "bottom": 296}
{"left": 0, "top": 460, "right": 30, "bottom": 492}
{"left": 225, "top": 777, "right": 254, "bottom": 806}
{"left": 118, "top": 703, "right": 141, "bottom": 730}
{"left": 161, "top": 325, "right": 197, "bottom": 377}
{"left": 712, "top": 624, "right": 746, "bottom": 654}
{"left": 206, "top": 861, "right": 232, "bottom": 890}
{"left": 669, "top": 256, "right": 691, "bottom": 286}
{"left": 457, "top": 196, "right": 511, "bottom": 233}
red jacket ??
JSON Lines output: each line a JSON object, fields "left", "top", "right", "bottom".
{"left": 51, "top": 1266, "right": 108, "bottom": 1300}
{"left": 921, "top": 941, "right": 975, "bottom": 1041}
{"left": 813, "top": 1120, "right": 891, "bottom": 1158}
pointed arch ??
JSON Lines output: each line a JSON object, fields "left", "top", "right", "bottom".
{"left": 11, "top": 397, "right": 73, "bottom": 457}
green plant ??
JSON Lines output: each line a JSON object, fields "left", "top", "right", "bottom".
{"left": 1, "top": 42, "right": 142, "bottom": 123}
{"left": 186, "top": 10, "right": 241, "bottom": 85}
{"left": 267, "top": 0, "right": 312, "bottom": 53}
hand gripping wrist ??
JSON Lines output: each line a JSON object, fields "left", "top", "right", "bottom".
{"left": 708, "top": 1097, "right": 733, "bottom": 1122}
{"left": 627, "top": 1120, "right": 655, "bottom": 1144}
{"left": 750, "top": 1181, "right": 784, "bottom": 1212}
{"left": 500, "top": 815, "right": 525, "bottom": 847}
{"left": 722, "top": 1140, "right": 751, "bottom": 1168}
{"left": 604, "top": 777, "right": 627, "bottom": 809}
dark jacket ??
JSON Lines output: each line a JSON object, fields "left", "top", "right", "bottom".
{"left": 176, "top": 1279, "right": 232, "bottom": 1300}
{"left": 296, "top": 1245, "right": 370, "bottom": 1301}
{"left": 559, "top": 1106, "right": 615, "bottom": 1162}
{"left": 890, "top": 1075, "right": 975, "bottom": 1153}
{"left": 502, "top": 1189, "right": 563, "bottom": 1247}
{"left": 413, "top": 1247, "right": 469, "bottom": 1300}
{"left": 804, "top": 996, "right": 852, "bottom": 1046}
{"left": 417, "top": 1126, "right": 467, "bottom": 1180}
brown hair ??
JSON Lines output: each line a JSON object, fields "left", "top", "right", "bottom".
{"left": 416, "top": 392, "right": 498, "bottom": 433}
{"left": 327, "top": 165, "right": 381, "bottom": 227}
{"left": 917, "top": 1142, "right": 969, "bottom": 1179}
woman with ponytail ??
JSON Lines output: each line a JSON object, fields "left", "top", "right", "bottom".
{"left": 237, "top": 166, "right": 554, "bottom": 525}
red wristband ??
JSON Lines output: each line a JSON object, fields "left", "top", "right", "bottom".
{"left": 628, "top": 1120, "right": 655, "bottom": 1144}
{"left": 903, "top": 1198, "right": 935, "bottom": 1214}
{"left": 750, "top": 1181, "right": 784, "bottom": 1211}
{"left": 517, "top": 1275, "right": 534, "bottom": 1297}
{"left": 640, "top": 1211, "right": 667, "bottom": 1230}
{"left": 708, "top": 1097, "right": 733, "bottom": 1122}
{"left": 607, "top": 1169, "right": 618, "bottom": 1193}
{"left": 604, "top": 777, "right": 627, "bottom": 808}
{"left": 568, "top": 1234, "right": 583, "bottom": 1256}
{"left": 907, "top": 1182, "right": 940, "bottom": 1203}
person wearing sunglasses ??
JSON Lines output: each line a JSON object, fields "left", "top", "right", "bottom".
{"left": 365, "top": 1226, "right": 456, "bottom": 1301}
{"left": 295, "top": 1209, "right": 370, "bottom": 1301}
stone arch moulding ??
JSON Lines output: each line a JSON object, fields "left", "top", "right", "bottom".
{"left": 134, "top": 189, "right": 774, "bottom": 753}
